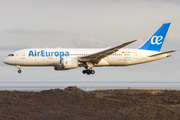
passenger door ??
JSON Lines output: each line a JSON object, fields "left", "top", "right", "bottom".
{"left": 20, "top": 52, "right": 25, "bottom": 59}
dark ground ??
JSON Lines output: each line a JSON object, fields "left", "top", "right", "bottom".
{"left": 0, "top": 86, "right": 180, "bottom": 120}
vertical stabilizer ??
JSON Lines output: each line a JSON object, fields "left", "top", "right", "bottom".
{"left": 139, "top": 23, "right": 171, "bottom": 52}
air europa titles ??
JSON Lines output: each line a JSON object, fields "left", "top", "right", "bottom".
{"left": 29, "top": 50, "right": 69, "bottom": 58}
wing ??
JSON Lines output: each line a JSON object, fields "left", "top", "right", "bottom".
{"left": 78, "top": 40, "right": 137, "bottom": 65}
{"left": 148, "top": 50, "right": 177, "bottom": 57}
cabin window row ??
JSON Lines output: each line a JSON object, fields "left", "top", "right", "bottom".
{"left": 26, "top": 53, "right": 130, "bottom": 56}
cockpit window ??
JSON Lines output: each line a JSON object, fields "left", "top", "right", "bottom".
{"left": 8, "top": 54, "right": 14, "bottom": 56}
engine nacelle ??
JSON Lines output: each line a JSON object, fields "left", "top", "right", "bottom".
{"left": 54, "top": 57, "right": 78, "bottom": 70}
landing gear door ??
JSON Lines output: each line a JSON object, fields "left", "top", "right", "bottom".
{"left": 20, "top": 52, "right": 25, "bottom": 59}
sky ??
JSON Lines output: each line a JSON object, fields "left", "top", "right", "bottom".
{"left": 0, "top": 0, "right": 180, "bottom": 82}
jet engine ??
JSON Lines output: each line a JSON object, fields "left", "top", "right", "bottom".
{"left": 54, "top": 57, "right": 78, "bottom": 70}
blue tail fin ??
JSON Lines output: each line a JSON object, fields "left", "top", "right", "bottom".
{"left": 139, "top": 23, "right": 171, "bottom": 52}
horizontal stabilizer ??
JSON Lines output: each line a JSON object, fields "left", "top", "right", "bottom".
{"left": 148, "top": 50, "right": 177, "bottom": 57}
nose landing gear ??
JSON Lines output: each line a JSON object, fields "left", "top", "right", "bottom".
{"left": 16, "top": 65, "right": 22, "bottom": 73}
{"left": 18, "top": 70, "right": 22, "bottom": 73}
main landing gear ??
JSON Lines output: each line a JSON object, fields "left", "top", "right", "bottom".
{"left": 16, "top": 65, "right": 22, "bottom": 73}
{"left": 82, "top": 67, "right": 95, "bottom": 75}
{"left": 82, "top": 69, "right": 95, "bottom": 75}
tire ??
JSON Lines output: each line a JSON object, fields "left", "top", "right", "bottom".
{"left": 18, "top": 70, "right": 22, "bottom": 73}
{"left": 91, "top": 70, "right": 95, "bottom": 74}
{"left": 87, "top": 70, "right": 91, "bottom": 75}
{"left": 82, "top": 70, "right": 87, "bottom": 74}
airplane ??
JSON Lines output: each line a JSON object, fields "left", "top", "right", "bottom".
{"left": 3, "top": 23, "right": 176, "bottom": 75}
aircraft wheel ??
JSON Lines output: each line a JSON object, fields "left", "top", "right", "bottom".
{"left": 18, "top": 70, "right": 22, "bottom": 73}
{"left": 86, "top": 70, "right": 91, "bottom": 75}
{"left": 82, "top": 70, "right": 87, "bottom": 74}
{"left": 91, "top": 70, "right": 95, "bottom": 74}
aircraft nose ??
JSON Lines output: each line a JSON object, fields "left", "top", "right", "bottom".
{"left": 3, "top": 58, "right": 8, "bottom": 64}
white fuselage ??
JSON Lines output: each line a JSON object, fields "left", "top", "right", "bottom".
{"left": 3, "top": 48, "right": 169, "bottom": 67}
{"left": 3, "top": 23, "right": 174, "bottom": 75}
